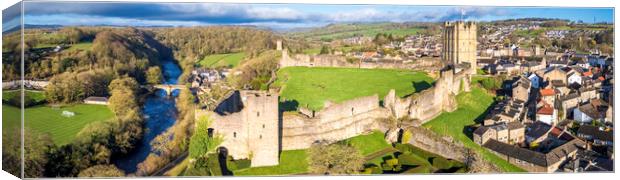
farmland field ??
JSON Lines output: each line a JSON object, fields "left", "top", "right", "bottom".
{"left": 422, "top": 86, "right": 525, "bottom": 172}
{"left": 274, "top": 67, "right": 434, "bottom": 110}
{"left": 197, "top": 52, "right": 246, "bottom": 68}
{"left": 2, "top": 103, "right": 115, "bottom": 145}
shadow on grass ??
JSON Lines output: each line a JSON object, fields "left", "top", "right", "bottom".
{"left": 462, "top": 100, "right": 498, "bottom": 140}
{"left": 412, "top": 81, "right": 432, "bottom": 93}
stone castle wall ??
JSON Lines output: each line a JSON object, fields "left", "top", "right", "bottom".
{"left": 280, "top": 94, "right": 388, "bottom": 150}
{"left": 280, "top": 50, "right": 443, "bottom": 72}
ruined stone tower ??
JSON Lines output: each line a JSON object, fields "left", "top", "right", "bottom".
{"left": 242, "top": 90, "right": 280, "bottom": 167}
{"left": 208, "top": 90, "right": 280, "bottom": 167}
{"left": 443, "top": 21, "right": 477, "bottom": 75}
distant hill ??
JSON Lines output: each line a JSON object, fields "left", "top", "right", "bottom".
{"left": 287, "top": 22, "right": 434, "bottom": 41}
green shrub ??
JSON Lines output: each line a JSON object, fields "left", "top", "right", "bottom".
{"left": 403, "top": 165, "right": 431, "bottom": 174}
{"left": 226, "top": 157, "right": 251, "bottom": 171}
{"left": 394, "top": 143, "right": 414, "bottom": 154}
{"left": 401, "top": 130, "right": 412, "bottom": 143}
{"left": 431, "top": 157, "right": 452, "bottom": 170}
{"left": 397, "top": 154, "right": 425, "bottom": 166}
{"left": 362, "top": 165, "right": 383, "bottom": 174}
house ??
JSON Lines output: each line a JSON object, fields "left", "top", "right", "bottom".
{"left": 528, "top": 73, "right": 541, "bottom": 89}
{"left": 83, "top": 96, "right": 109, "bottom": 105}
{"left": 525, "top": 121, "right": 552, "bottom": 144}
{"left": 575, "top": 59, "right": 590, "bottom": 69}
{"left": 567, "top": 71, "right": 582, "bottom": 86}
{"left": 543, "top": 67, "right": 568, "bottom": 84}
{"left": 539, "top": 88, "right": 557, "bottom": 105}
{"left": 483, "top": 138, "right": 586, "bottom": 172}
{"left": 559, "top": 93, "right": 581, "bottom": 119}
{"left": 573, "top": 99, "right": 609, "bottom": 124}
{"left": 577, "top": 125, "right": 613, "bottom": 147}
{"left": 473, "top": 121, "right": 525, "bottom": 145}
{"left": 536, "top": 101, "right": 557, "bottom": 125}
{"left": 512, "top": 77, "right": 531, "bottom": 102}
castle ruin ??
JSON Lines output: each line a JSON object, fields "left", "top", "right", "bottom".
{"left": 201, "top": 21, "right": 477, "bottom": 167}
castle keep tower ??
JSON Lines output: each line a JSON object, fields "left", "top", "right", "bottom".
{"left": 442, "top": 21, "right": 477, "bottom": 75}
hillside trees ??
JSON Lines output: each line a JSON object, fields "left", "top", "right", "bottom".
{"left": 77, "top": 165, "right": 125, "bottom": 177}
{"left": 45, "top": 69, "right": 114, "bottom": 103}
{"left": 2, "top": 129, "right": 52, "bottom": 178}
{"left": 146, "top": 66, "right": 163, "bottom": 84}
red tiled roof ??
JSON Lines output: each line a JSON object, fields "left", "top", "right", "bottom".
{"left": 537, "top": 104, "right": 554, "bottom": 115}
{"left": 583, "top": 71, "right": 593, "bottom": 76}
{"left": 550, "top": 127, "right": 563, "bottom": 137}
{"left": 540, "top": 88, "right": 555, "bottom": 96}
{"left": 598, "top": 76, "right": 605, "bottom": 81}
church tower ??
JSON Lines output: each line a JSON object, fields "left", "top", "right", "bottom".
{"left": 442, "top": 21, "right": 477, "bottom": 75}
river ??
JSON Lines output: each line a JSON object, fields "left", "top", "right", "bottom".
{"left": 114, "top": 59, "right": 182, "bottom": 173}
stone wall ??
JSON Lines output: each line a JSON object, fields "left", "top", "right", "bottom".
{"left": 405, "top": 126, "right": 501, "bottom": 172}
{"left": 281, "top": 94, "right": 388, "bottom": 150}
{"left": 280, "top": 49, "right": 443, "bottom": 72}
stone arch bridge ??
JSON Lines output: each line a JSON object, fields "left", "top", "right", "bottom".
{"left": 152, "top": 84, "right": 187, "bottom": 96}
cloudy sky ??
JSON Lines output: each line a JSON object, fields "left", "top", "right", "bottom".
{"left": 2, "top": 1, "right": 614, "bottom": 32}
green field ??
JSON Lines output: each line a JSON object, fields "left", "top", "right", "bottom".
{"left": 233, "top": 149, "right": 308, "bottom": 176}
{"left": 2, "top": 103, "right": 114, "bottom": 145}
{"left": 291, "top": 23, "right": 424, "bottom": 41}
{"left": 274, "top": 67, "right": 434, "bottom": 110}
{"left": 421, "top": 86, "right": 525, "bottom": 172}
{"left": 66, "top": 42, "right": 93, "bottom": 52}
{"left": 342, "top": 130, "right": 391, "bottom": 156}
{"left": 197, "top": 52, "right": 246, "bottom": 68}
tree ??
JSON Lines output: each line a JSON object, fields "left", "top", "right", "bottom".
{"left": 2, "top": 129, "right": 52, "bottom": 178}
{"left": 307, "top": 142, "right": 364, "bottom": 175}
{"left": 78, "top": 165, "right": 124, "bottom": 177}
{"left": 319, "top": 45, "right": 331, "bottom": 55}
{"left": 146, "top": 66, "right": 163, "bottom": 85}
{"left": 189, "top": 115, "right": 222, "bottom": 159}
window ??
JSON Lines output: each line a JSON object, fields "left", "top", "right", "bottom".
{"left": 263, "top": 124, "right": 265, "bottom": 129}
{"left": 259, "top": 135, "right": 262, "bottom": 139}
{"left": 233, "top": 132, "right": 237, "bottom": 138}
{"left": 257, "top": 111, "right": 260, "bottom": 117}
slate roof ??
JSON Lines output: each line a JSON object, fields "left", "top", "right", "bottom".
{"left": 526, "top": 121, "right": 552, "bottom": 139}
{"left": 483, "top": 138, "right": 585, "bottom": 167}
{"left": 577, "top": 125, "right": 613, "bottom": 142}
{"left": 84, "top": 96, "right": 109, "bottom": 102}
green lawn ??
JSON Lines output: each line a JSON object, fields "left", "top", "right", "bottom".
{"left": 2, "top": 103, "right": 114, "bottom": 145}
{"left": 66, "top": 42, "right": 93, "bottom": 52}
{"left": 421, "top": 86, "right": 525, "bottom": 172}
{"left": 275, "top": 67, "right": 434, "bottom": 111}
{"left": 342, "top": 130, "right": 391, "bottom": 156}
{"left": 197, "top": 52, "right": 246, "bottom": 68}
{"left": 233, "top": 150, "right": 308, "bottom": 176}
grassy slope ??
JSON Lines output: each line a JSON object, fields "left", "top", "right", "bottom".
{"left": 66, "top": 42, "right": 93, "bottom": 52}
{"left": 233, "top": 149, "right": 308, "bottom": 176}
{"left": 292, "top": 23, "right": 424, "bottom": 40}
{"left": 233, "top": 130, "right": 391, "bottom": 176}
{"left": 421, "top": 86, "right": 525, "bottom": 172}
{"left": 342, "top": 130, "right": 391, "bottom": 156}
{"left": 2, "top": 103, "right": 114, "bottom": 145}
{"left": 197, "top": 52, "right": 246, "bottom": 68}
{"left": 275, "top": 67, "right": 434, "bottom": 111}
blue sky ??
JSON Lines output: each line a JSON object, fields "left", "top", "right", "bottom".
{"left": 2, "top": 2, "right": 614, "bottom": 31}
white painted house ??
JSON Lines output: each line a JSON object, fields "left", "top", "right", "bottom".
{"left": 567, "top": 72, "right": 582, "bottom": 85}
{"left": 528, "top": 73, "right": 541, "bottom": 89}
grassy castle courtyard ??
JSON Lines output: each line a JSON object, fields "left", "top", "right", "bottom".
{"left": 274, "top": 67, "right": 434, "bottom": 111}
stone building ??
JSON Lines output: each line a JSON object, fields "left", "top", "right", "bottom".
{"left": 473, "top": 121, "right": 525, "bottom": 145}
{"left": 442, "top": 21, "right": 477, "bottom": 75}
{"left": 208, "top": 90, "right": 280, "bottom": 167}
